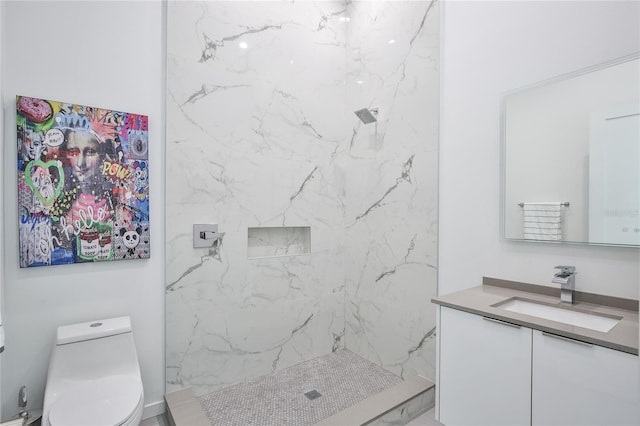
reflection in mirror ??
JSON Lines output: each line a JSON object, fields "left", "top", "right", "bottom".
{"left": 502, "top": 54, "right": 639, "bottom": 246}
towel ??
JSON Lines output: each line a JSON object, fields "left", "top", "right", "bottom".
{"left": 522, "top": 202, "right": 564, "bottom": 241}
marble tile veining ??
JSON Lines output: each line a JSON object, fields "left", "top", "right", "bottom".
{"left": 343, "top": 0, "right": 439, "bottom": 381}
{"left": 167, "top": 1, "right": 349, "bottom": 396}
{"left": 166, "top": 0, "right": 439, "bottom": 396}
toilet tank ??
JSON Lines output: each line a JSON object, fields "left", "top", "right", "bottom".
{"left": 56, "top": 316, "right": 132, "bottom": 344}
{"left": 47, "top": 316, "right": 141, "bottom": 383}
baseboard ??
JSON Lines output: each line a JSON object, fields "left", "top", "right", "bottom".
{"left": 143, "top": 399, "right": 166, "bottom": 420}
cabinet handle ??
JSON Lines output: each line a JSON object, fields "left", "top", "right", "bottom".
{"left": 541, "top": 332, "right": 593, "bottom": 347}
{"left": 482, "top": 316, "right": 521, "bottom": 328}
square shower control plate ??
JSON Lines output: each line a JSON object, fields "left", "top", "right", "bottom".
{"left": 193, "top": 224, "right": 219, "bottom": 248}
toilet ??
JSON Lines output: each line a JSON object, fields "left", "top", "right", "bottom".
{"left": 42, "top": 316, "right": 144, "bottom": 426}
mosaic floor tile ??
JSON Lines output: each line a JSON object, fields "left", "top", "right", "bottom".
{"left": 197, "top": 349, "right": 401, "bottom": 425}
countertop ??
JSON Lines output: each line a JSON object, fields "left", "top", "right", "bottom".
{"left": 432, "top": 277, "right": 639, "bottom": 355}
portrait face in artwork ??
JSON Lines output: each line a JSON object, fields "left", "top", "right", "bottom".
{"left": 22, "top": 127, "right": 45, "bottom": 160}
{"left": 62, "top": 130, "right": 101, "bottom": 186}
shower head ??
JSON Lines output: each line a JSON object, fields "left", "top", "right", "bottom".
{"left": 354, "top": 107, "right": 378, "bottom": 124}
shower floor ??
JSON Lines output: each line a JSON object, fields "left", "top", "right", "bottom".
{"left": 197, "top": 349, "right": 402, "bottom": 425}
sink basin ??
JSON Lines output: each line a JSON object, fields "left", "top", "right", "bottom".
{"left": 495, "top": 298, "right": 621, "bottom": 332}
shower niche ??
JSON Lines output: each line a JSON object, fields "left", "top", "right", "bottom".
{"left": 247, "top": 226, "right": 311, "bottom": 259}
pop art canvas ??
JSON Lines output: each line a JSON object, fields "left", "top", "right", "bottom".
{"left": 17, "top": 96, "right": 150, "bottom": 267}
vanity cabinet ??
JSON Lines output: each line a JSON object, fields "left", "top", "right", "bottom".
{"left": 439, "top": 306, "right": 639, "bottom": 426}
{"left": 439, "top": 307, "right": 532, "bottom": 426}
{"left": 532, "top": 330, "right": 639, "bottom": 426}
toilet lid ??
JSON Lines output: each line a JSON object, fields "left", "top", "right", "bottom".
{"left": 49, "top": 375, "right": 142, "bottom": 426}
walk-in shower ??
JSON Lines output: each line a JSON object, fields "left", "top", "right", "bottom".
{"left": 166, "top": 0, "right": 440, "bottom": 423}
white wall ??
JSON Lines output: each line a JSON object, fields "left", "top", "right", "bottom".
{"left": 1, "top": 1, "right": 165, "bottom": 420}
{"left": 440, "top": 0, "right": 640, "bottom": 299}
{"left": 0, "top": 1, "right": 4, "bottom": 421}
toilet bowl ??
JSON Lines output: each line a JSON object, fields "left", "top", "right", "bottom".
{"left": 42, "top": 316, "right": 144, "bottom": 426}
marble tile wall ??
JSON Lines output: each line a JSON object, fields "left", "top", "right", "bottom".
{"left": 166, "top": 0, "right": 349, "bottom": 396}
{"left": 343, "top": 1, "right": 439, "bottom": 381}
{"left": 166, "top": 0, "right": 438, "bottom": 396}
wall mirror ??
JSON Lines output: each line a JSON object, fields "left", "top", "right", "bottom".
{"left": 502, "top": 54, "right": 639, "bottom": 247}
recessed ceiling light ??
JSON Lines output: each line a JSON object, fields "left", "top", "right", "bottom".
{"left": 239, "top": 42, "right": 248, "bottom": 49}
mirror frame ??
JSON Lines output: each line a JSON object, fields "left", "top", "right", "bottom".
{"left": 500, "top": 52, "right": 640, "bottom": 248}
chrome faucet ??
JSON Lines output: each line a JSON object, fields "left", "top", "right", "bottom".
{"left": 553, "top": 265, "right": 577, "bottom": 304}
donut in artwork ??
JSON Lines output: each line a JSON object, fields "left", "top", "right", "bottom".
{"left": 17, "top": 96, "right": 53, "bottom": 124}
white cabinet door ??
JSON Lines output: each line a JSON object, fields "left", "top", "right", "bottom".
{"left": 439, "top": 307, "right": 532, "bottom": 426}
{"left": 532, "top": 330, "right": 640, "bottom": 426}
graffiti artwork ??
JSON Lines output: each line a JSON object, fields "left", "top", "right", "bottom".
{"left": 17, "top": 96, "right": 150, "bottom": 267}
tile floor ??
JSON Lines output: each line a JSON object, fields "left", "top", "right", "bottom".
{"left": 197, "top": 349, "right": 402, "bottom": 425}
{"left": 140, "top": 413, "right": 169, "bottom": 426}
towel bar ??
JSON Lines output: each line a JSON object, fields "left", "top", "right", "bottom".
{"left": 518, "top": 202, "right": 570, "bottom": 207}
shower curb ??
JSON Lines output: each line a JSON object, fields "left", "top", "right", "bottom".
{"left": 165, "top": 376, "right": 435, "bottom": 426}
{"left": 165, "top": 387, "right": 210, "bottom": 426}
{"left": 314, "top": 376, "right": 435, "bottom": 426}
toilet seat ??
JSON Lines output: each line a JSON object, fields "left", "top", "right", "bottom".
{"left": 48, "top": 375, "right": 142, "bottom": 426}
